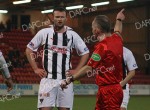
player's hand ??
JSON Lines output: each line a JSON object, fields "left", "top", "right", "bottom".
{"left": 116, "top": 9, "right": 125, "bottom": 21}
{"left": 4, "top": 77, "right": 13, "bottom": 92}
{"left": 60, "top": 80, "right": 68, "bottom": 90}
{"left": 34, "top": 68, "right": 46, "bottom": 78}
{"left": 66, "top": 69, "right": 77, "bottom": 77}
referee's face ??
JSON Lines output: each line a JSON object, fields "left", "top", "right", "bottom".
{"left": 53, "top": 11, "right": 67, "bottom": 28}
{"left": 92, "top": 20, "right": 100, "bottom": 36}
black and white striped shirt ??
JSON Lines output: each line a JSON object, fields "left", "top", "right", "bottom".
{"left": 122, "top": 47, "right": 138, "bottom": 89}
{"left": 27, "top": 25, "right": 89, "bottom": 79}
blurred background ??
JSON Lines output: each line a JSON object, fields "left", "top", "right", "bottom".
{"left": 0, "top": 0, "right": 150, "bottom": 110}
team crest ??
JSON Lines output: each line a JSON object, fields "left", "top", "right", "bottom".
{"left": 40, "top": 99, "right": 44, "bottom": 103}
{"left": 67, "top": 39, "right": 70, "bottom": 43}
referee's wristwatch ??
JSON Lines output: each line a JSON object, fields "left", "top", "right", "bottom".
{"left": 69, "top": 75, "right": 74, "bottom": 82}
{"left": 116, "top": 18, "right": 122, "bottom": 21}
{"left": 65, "top": 75, "right": 74, "bottom": 85}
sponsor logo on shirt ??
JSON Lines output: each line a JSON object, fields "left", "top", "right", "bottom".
{"left": 91, "top": 53, "right": 101, "bottom": 61}
{"left": 49, "top": 45, "right": 67, "bottom": 54}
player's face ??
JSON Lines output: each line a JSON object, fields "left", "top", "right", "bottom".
{"left": 53, "top": 11, "right": 67, "bottom": 28}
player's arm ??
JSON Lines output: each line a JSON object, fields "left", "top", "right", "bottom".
{"left": 66, "top": 54, "right": 89, "bottom": 76}
{"left": 0, "top": 54, "right": 13, "bottom": 92}
{"left": 114, "top": 9, "right": 125, "bottom": 37}
{"left": 74, "top": 33, "right": 89, "bottom": 71}
{"left": 74, "top": 53, "right": 89, "bottom": 71}
{"left": 26, "top": 48, "right": 46, "bottom": 78}
{"left": 0, "top": 54, "right": 11, "bottom": 78}
{"left": 120, "top": 70, "right": 135, "bottom": 87}
{"left": 26, "top": 30, "right": 46, "bottom": 78}
{"left": 5, "top": 77, "right": 13, "bottom": 92}
{"left": 120, "top": 49, "right": 138, "bottom": 87}
{"left": 67, "top": 32, "right": 89, "bottom": 75}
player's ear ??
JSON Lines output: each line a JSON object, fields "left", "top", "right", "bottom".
{"left": 47, "top": 14, "right": 54, "bottom": 24}
{"left": 95, "top": 28, "right": 101, "bottom": 35}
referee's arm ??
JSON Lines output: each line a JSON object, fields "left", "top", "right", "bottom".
{"left": 114, "top": 9, "right": 125, "bottom": 37}
{"left": 74, "top": 53, "right": 89, "bottom": 71}
{"left": 73, "top": 65, "right": 92, "bottom": 80}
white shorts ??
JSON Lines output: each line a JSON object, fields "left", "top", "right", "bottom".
{"left": 121, "top": 84, "right": 130, "bottom": 109}
{"left": 37, "top": 78, "right": 74, "bottom": 109}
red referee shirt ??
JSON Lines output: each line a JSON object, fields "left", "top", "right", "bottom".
{"left": 87, "top": 33, "right": 123, "bottom": 86}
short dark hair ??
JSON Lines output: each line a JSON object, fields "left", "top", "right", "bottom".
{"left": 94, "top": 15, "right": 111, "bottom": 33}
{"left": 53, "top": 7, "right": 67, "bottom": 15}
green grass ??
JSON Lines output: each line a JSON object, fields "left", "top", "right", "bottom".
{"left": 0, "top": 96, "right": 150, "bottom": 110}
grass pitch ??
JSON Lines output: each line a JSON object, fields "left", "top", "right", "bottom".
{"left": 0, "top": 95, "right": 150, "bottom": 110}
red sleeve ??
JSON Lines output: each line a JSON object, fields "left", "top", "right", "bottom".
{"left": 112, "top": 32, "right": 123, "bottom": 42}
{"left": 87, "top": 44, "right": 105, "bottom": 68}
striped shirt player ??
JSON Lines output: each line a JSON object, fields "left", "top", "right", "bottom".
{"left": 0, "top": 51, "right": 2, "bottom": 56}
{"left": 0, "top": 51, "right": 11, "bottom": 78}
{"left": 121, "top": 47, "right": 138, "bottom": 109}
{"left": 27, "top": 25, "right": 89, "bottom": 109}
{"left": 0, "top": 50, "right": 13, "bottom": 92}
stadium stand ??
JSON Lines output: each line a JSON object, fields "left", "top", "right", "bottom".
{"left": 0, "top": 30, "right": 150, "bottom": 84}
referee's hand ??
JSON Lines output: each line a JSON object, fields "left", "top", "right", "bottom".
{"left": 34, "top": 68, "right": 46, "bottom": 78}
{"left": 60, "top": 77, "right": 72, "bottom": 90}
{"left": 116, "top": 9, "right": 125, "bottom": 21}
{"left": 5, "top": 77, "right": 13, "bottom": 92}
